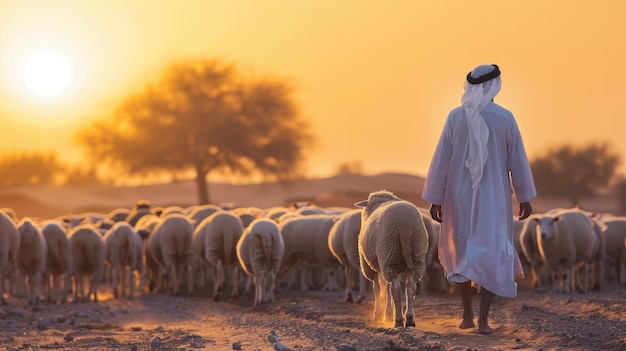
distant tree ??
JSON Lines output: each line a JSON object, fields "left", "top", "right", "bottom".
{"left": 0, "top": 151, "right": 64, "bottom": 187}
{"left": 62, "top": 165, "right": 103, "bottom": 185}
{"left": 75, "top": 58, "right": 314, "bottom": 204}
{"left": 335, "top": 161, "right": 364, "bottom": 175}
{"left": 614, "top": 178, "right": 626, "bottom": 214}
{"left": 530, "top": 143, "right": 620, "bottom": 206}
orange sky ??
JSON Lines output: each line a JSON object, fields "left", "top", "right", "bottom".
{"left": 1, "top": 1, "right": 625, "bottom": 179}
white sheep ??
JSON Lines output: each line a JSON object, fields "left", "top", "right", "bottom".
{"left": 134, "top": 213, "right": 163, "bottom": 293}
{"left": 106, "top": 207, "right": 131, "bottom": 223}
{"left": 148, "top": 214, "right": 195, "bottom": 296}
{"left": 188, "top": 204, "right": 221, "bottom": 228}
{"left": 125, "top": 200, "right": 153, "bottom": 227}
{"left": 192, "top": 210, "right": 244, "bottom": 301}
{"left": 595, "top": 215, "right": 626, "bottom": 285}
{"left": 232, "top": 207, "right": 264, "bottom": 229}
{"left": 417, "top": 209, "right": 450, "bottom": 295}
{"left": 0, "top": 210, "right": 19, "bottom": 305}
{"left": 327, "top": 208, "right": 369, "bottom": 303}
{"left": 278, "top": 214, "right": 343, "bottom": 292}
{"left": 533, "top": 208, "right": 596, "bottom": 293}
{"left": 518, "top": 214, "right": 550, "bottom": 291}
{"left": 236, "top": 218, "right": 284, "bottom": 306}
{"left": 103, "top": 222, "right": 145, "bottom": 299}
{"left": 68, "top": 224, "right": 106, "bottom": 303}
{"left": 40, "top": 220, "right": 71, "bottom": 304}
{"left": 355, "top": 190, "right": 429, "bottom": 328}
{"left": 16, "top": 218, "right": 48, "bottom": 305}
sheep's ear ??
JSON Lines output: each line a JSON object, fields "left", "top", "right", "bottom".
{"left": 531, "top": 217, "right": 539, "bottom": 223}
{"left": 552, "top": 216, "right": 562, "bottom": 223}
{"left": 354, "top": 200, "right": 368, "bottom": 208}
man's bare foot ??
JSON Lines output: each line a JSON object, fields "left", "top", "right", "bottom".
{"left": 459, "top": 316, "right": 475, "bottom": 329}
{"left": 477, "top": 319, "right": 494, "bottom": 334}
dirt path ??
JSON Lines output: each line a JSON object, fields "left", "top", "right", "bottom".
{"left": 1, "top": 284, "right": 624, "bottom": 351}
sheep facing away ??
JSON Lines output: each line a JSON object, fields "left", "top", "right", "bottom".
{"left": 355, "top": 190, "right": 429, "bottom": 328}
{"left": 40, "top": 220, "right": 71, "bottom": 304}
{"left": 278, "top": 214, "right": 343, "bottom": 292}
{"left": 192, "top": 210, "right": 244, "bottom": 301}
{"left": 327, "top": 208, "right": 369, "bottom": 303}
{"left": 236, "top": 218, "right": 284, "bottom": 306}
{"left": 103, "top": 222, "right": 145, "bottom": 299}
{"left": 68, "top": 224, "right": 106, "bottom": 303}
{"left": 148, "top": 214, "right": 196, "bottom": 296}
{"left": 0, "top": 210, "right": 20, "bottom": 305}
{"left": 16, "top": 218, "right": 48, "bottom": 305}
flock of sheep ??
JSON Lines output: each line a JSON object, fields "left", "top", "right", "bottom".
{"left": 0, "top": 190, "right": 625, "bottom": 328}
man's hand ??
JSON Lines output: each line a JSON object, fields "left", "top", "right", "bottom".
{"left": 430, "top": 204, "right": 442, "bottom": 223}
{"left": 519, "top": 201, "right": 532, "bottom": 220}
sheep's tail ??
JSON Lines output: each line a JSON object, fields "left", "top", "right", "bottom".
{"left": 223, "top": 231, "right": 236, "bottom": 266}
{"left": 400, "top": 226, "right": 416, "bottom": 273}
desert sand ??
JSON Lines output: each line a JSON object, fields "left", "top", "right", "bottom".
{"left": 0, "top": 282, "right": 624, "bottom": 351}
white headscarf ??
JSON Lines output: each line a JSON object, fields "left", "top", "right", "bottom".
{"left": 461, "top": 64, "right": 502, "bottom": 190}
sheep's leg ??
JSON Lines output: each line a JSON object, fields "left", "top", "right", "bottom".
{"left": 186, "top": 263, "right": 194, "bottom": 297}
{"left": 355, "top": 270, "right": 369, "bottom": 303}
{"left": 112, "top": 266, "right": 120, "bottom": 299}
{"left": 551, "top": 267, "right": 560, "bottom": 293}
{"left": 168, "top": 263, "right": 179, "bottom": 295}
{"left": 418, "top": 268, "right": 428, "bottom": 296}
{"left": 343, "top": 265, "right": 353, "bottom": 303}
{"left": 580, "top": 262, "right": 589, "bottom": 293}
{"left": 383, "top": 278, "right": 394, "bottom": 323}
{"left": 244, "top": 275, "right": 253, "bottom": 294}
{"left": 371, "top": 277, "right": 381, "bottom": 321}
{"left": 211, "top": 261, "right": 224, "bottom": 301}
{"left": 404, "top": 274, "right": 416, "bottom": 327}
{"left": 230, "top": 266, "right": 239, "bottom": 299}
{"left": 299, "top": 262, "right": 310, "bottom": 291}
{"left": 253, "top": 272, "right": 264, "bottom": 306}
{"left": 128, "top": 266, "right": 135, "bottom": 299}
{"left": 0, "top": 271, "right": 7, "bottom": 305}
{"left": 562, "top": 266, "right": 572, "bottom": 294}
{"left": 268, "top": 270, "right": 277, "bottom": 303}
{"left": 137, "top": 266, "right": 146, "bottom": 296}
{"left": 33, "top": 271, "right": 42, "bottom": 305}
{"left": 76, "top": 274, "right": 84, "bottom": 302}
{"left": 51, "top": 274, "right": 61, "bottom": 303}
{"left": 45, "top": 273, "right": 52, "bottom": 303}
{"left": 390, "top": 277, "right": 403, "bottom": 328}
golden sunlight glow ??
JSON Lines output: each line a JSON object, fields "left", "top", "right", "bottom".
{"left": 23, "top": 51, "right": 71, "bottom": 96}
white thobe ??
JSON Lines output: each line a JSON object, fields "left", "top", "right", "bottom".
{"left": 422, "top": 102, "right": 536, "bottom": 298}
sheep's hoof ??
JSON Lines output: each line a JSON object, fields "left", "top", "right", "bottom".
{"left": 405, "top": 316, "right": 415, "bottom": 327}
{"left": 346, "top": 295, "right": 353, "bottom": 303}
{"left": 394, "top": 320, "right": 404, "bottom": 328}
{"left": 212, "top": 294, "right": 221, "bottom": 302}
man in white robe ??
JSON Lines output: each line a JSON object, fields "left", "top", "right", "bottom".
{"left": 422, "top": 64, "right": 536, "bottom": 334}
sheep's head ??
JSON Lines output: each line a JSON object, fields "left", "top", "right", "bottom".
{"left": 354, "top": 190, "right": 401, "bottom": 219}
{"left": 533, "top": 215, "right": 561, "bottom": 241}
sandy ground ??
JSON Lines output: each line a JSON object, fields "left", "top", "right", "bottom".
{"left": 0, "top": 281, "right": 624, "bottom": 351}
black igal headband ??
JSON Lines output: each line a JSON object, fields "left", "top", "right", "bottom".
{"left": 466, "top": 64, "right": 500, "bottom": 84}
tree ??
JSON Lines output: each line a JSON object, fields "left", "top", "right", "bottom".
{"left": 75, "top": 58, "right": 314, "bottom": 204}
{"left": 0, "top": 151, "right": 64, "bottom": 187}
{"left": 530, "top": 143, "right": 620, "bottom": 206}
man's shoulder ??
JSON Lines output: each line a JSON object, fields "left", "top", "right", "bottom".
{"left": 488, "top": 102, "right": 514, "bottom": 117}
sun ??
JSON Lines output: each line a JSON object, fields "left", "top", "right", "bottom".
{"left": 23, "top": 51, "right": 71, "bottom": 97}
